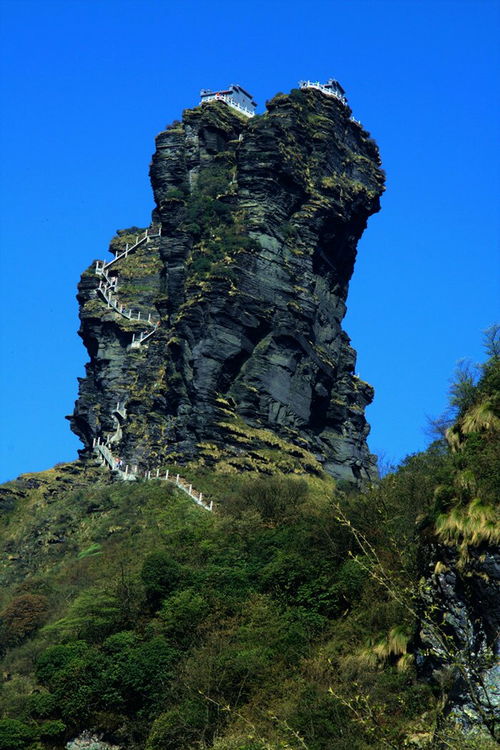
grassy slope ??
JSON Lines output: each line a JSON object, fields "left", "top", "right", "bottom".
{"left": 0, "top": 458, "right": 425, "bottom": 750}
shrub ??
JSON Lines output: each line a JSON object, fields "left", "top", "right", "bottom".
{"left": 98, "top": 634, "right": 179, "bottom": 715}
{"left": 38, "top": 719, "right": 66, "bottom": 739}
{"left": 141, "top": 552, "right": 182, "bottom": 609}
{"left": 189, "top": 256, "right": 212, "bottom": 275}
{"left": 0, "top": 719, "right": 36, "bottom": 750}
{"left": 36, "top": 641, "right": 90, "bottom": 686}
{"left": 146, "top": 700, "right": 207, "bottom": 750}
{"left": 166, "top": 187, "right": 186, "bottom": 200}
{"left": 43, "top": 588, "right": 124, "bottom": 642}
{"left": 227, "top": 477, "right": 308, "bottom": 524}
{"left": 24, "top": 691, "right": 56, "bottom": 719}
{"left": 158, "top": 589, "right": 209, "bottom": 647}
{"left": 36, "top": 641, "right": 107, "bottom": 724}
{"left": 0, "top": 594, "right": 49, "bottom": 647}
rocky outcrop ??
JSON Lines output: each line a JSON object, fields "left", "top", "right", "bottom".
{"left": 416, "top": 539, "right": 500, "bottom": 739}
{"left": 69, "top": 86, "right": 385, "bottom": 483}
{"left": 66, "top": 732, "right": 121, "bottom": 750}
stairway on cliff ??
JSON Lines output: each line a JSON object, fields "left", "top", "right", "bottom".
{"left": 95, "top": 226, "right": 161, "bottom": 347}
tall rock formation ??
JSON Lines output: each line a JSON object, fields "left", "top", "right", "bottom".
{"left": 69, "top": 86, "right": 385, "bottom": 483}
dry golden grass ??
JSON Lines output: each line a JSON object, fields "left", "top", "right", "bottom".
{"left": 342, "top": 625, "right": 412, "bottom": 674}
{"left": 435, "top": 498, "right": 500, "bottom": 548}
{"left": 461, "top": 400, "right": 500, "bottom": 435}
{"left": 446, "top": 398, "right": 500, "bottom": 452}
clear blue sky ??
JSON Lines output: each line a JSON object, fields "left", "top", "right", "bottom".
{"left": 0, "top": 0, "right": 498, "bottom": 482}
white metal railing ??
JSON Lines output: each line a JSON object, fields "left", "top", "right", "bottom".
{"left": 95, "top": 226, "right": 161, "bottom": 274}
{"left": 201, "top": 93, "right": 255, "bottom": 118}
{"left": 93, "top": 437, "right": 134, "bottom": 480}
{"left": 299, "top": 80, "right": 347, "bottom": 104}
{"left": 97, "top": 279, "right": 159, "bottom": 327}
{"left": 114, "top": 401, "right": 127, "bottom": 420}
{"left": 142, "top": 467, "right": 212, "bottom": 511}
{"left": 298, "top": 81, "right": 362, "bottom": 124}
{"left": 91, "top": 437, "right": 213, "bottom": 510}
{"left": 96, "top": 266, "right": 118, "bottom": 289}
{"left": 94, "top": 225, "right": 161, "bottom": 348}
{"left": 130, "top": 324, "right": 160, "bottom": 347}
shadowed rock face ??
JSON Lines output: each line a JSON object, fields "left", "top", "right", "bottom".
{"left": 70, "top": 87, "right": 385, "bottom": 483}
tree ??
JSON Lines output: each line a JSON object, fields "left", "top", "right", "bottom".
{"left": 141, "top": 552, "right": 183, "bottom": 609}
{"left": 43, "top": 588, "right": 124, "bottom": 642}
{"left": 449, "top": 359, "right": 479, "bottom": 416}
{"left": 0, "top": 718, "right": 36, "bottom": 749}
{"left": 483, "top": 323, "right": 500, "bottom": 360}
{"left": 0, "top": 593, "right": 48, "bottom": 647}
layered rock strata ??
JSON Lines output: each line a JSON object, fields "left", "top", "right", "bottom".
{"left": 70, "top": 87, "right": 385, "bottom": 483}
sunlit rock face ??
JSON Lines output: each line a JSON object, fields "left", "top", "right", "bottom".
{"left": 70, "top": 87, "right": 385, "bottom": 484}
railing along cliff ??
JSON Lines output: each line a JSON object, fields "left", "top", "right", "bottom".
{"left": 201, "top": 93, "right": 254, "bottom": 118}
{"left": 92, "top": 437, "right": 213, "bottom": 512}
{"left": 299, "top": 80, "right": 347, "bottom": 103}
{"left": 94, "top": 225, "right": 161, "bottom": 348}
{"left": 95, "top": 226, "right": 161, "bottom": 274}
{"left": 298, "top": 80, "right": 362, "bottom": 125}
{"left": 97, "top": 276, "right": 160, "bottom": 328}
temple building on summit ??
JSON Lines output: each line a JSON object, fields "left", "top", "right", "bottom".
{"left": 199, "top": 84, "right": 257, "bottom": 117}
{"left": 199, "top": 79, "right": 348, "bottom": 119}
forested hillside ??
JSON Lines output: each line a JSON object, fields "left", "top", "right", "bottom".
{"left": 0, "top": 333, "right": 498, "bottom": 750}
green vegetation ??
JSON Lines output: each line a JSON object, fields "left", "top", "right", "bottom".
{"left": 0, "top": 334, "right": 498, "bottom": 748}
{"left": 431, "top": 326, "right": 500, "bottom": 556}
{"left": 179, "top": 160, "right": 258, "bottom": 284}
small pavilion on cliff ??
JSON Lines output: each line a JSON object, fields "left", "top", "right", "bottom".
{"left": 199, "top": 84, "right": 257, "bottom": 117}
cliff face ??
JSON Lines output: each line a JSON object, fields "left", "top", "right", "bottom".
{"left": 70, "top": 87, "right": 385, "bottom": 483}
{"left": 417, "top": 540, "right": 500, "bottom": 736}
